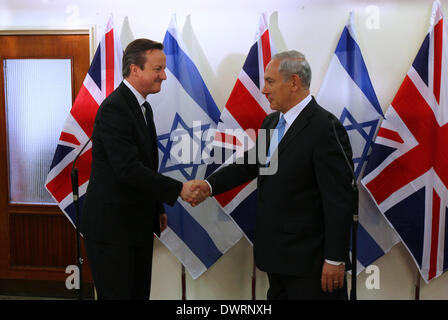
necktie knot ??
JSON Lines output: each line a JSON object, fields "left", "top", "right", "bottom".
{"left": 278, "top": 115, "right": 286, "bottom": 128}
{"left": 275, "top": 115, "right": 287, "bottom": 141}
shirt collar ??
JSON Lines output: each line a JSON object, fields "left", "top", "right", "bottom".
{"left": 123, "top": 79, "right": 146, "bottom": 106}
{"left": 281, "top": 94, "right": 312, "bottom": 126}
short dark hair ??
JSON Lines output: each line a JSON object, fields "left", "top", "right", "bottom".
{"left": 122, "top": 38, "right": 164, "bottom": 78}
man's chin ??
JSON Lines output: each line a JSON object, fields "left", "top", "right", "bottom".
{"left": 149, "top": 86, "right": 162, "bottom": 94}
{"left": 269, "top": 104, "right": 279, "bottom": 111}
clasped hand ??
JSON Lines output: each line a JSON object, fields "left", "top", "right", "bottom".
{"left": 180, "top": 180, "right": 211, "bottom": 206}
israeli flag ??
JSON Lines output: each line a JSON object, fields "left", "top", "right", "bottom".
{"left": 317, "top": 12, "right": 400, "bottom": 273}
{"left": 148, "top": 15, "right": 243, "bottom": 279}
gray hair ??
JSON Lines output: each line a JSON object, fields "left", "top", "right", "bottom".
{"left": 272, "top": 50, "right": 312, "bottom": 89}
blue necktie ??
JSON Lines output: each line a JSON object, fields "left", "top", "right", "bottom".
{"left": 266, "top": 115, "right": 286, "bottom": 164}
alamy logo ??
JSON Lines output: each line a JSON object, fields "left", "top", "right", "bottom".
{"left": 65, "top": 265, "right": 80, "bottom": 290}
{"left": 365, "top": 265, "right": 380, "bottom": 289}
{"left": 157, "top": 120, "right": 280, "bottom": 176}
{"left": 365, "top": 5, "right": 381, "bottom": 30}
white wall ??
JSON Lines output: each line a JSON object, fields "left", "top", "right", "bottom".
{"left": 3, "top": 0, "right": 448, "bottom": 299}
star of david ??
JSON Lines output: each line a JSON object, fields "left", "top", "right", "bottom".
{"left": 158, "top": 113, "right": 211, "bottom": 180}
{"left": 339, "top": 108, "right": 379, "bottom": 179}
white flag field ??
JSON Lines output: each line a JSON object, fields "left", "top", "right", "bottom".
{"left": 149, "top": 15, "right": 243, "bottom": 279}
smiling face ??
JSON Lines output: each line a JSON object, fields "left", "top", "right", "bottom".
{"left": 129, "top": 49, "right": 167, "bottom": 97}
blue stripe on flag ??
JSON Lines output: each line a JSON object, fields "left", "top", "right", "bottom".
{"left": 205, "top": 162, "right": 222, "bottom": 180}
{"left": 49, "top": 144, "right": 74, "bottom": 171}
{"left": 229, "top": 190, "right": 257, "bottom": 243}
{"left": 355, "top": 223, "right": 386, "bottom": 267}
{"left": 384, "top": 187, "right": 426, "bottom": 268}
{"left": 164, "top": 201, "right": 222, "bottom": 268}
{"left": 363, "top": 143, "right": 396, "bottom": 177}
{"left": 204, "top": 146, "right": 237, "bottom": 178}
{"left": 64, "top": 194, "right": 86, "bottom": 228}
{"left": 412, "top": 34, "right": 430, "bottom": 87}
{"left": 335, "top": 27, "right": 383, "bottom": 117}
{"left": 242, "top": 42, "right": 260, "bottom": 89}
{"left": 88, "top": 46, "right": 102, "bottom": 90}
{"left": 163, "top": 32, "right": 221, "bottom": 124}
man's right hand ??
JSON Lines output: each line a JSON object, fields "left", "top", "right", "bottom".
{"left": 180, "top": 180, "right": 211, "bottom": 206}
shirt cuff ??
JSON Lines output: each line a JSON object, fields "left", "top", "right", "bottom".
{"left": 325, "top": 259, "right": 345, "bottom": 266}
{"left": 204, "top": 180, "right": 213, "bottom": 196}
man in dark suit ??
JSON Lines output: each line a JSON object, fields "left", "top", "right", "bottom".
{"left": 192, "top": 51, "right": 355, "bottom": 299}
{"left": 81, "top": 39, "right": 201, "bottom": 300}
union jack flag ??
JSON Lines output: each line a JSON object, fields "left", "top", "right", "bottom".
{"left": 209, "top": 13, "right": 276, "bottom": 243}
{"left": 45, "top": 18, "right": 123, "bottom": 226}
{"left": 362, "top": 1, "right": 448, "bottom": 282}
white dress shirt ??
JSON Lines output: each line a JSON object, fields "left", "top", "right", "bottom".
{"left": 280, "top": 93, "right": 312, "bottom": 134}
{"left": 123, "top": 79, "right": 149, "bottom": 123}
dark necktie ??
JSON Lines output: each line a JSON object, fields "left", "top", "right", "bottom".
{"left": 142, "top": 101, "right": 154, "bottom": 125}
{"left": 142, "top": 101, "right": 158, "bottom": 165}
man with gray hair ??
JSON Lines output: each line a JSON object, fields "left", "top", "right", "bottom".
{"left": 193, "top": 50, "right": 354, "bottom": 299}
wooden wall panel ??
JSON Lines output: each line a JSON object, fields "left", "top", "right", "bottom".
{"left": 10, "top": 213, "right": 77, "bottom": 268}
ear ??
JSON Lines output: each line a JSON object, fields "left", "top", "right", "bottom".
{"left": 130, "top": 64, "right": 140, "bottom": 77}
{"left": 290, "top": 74, "right": 302, "bottom": 91}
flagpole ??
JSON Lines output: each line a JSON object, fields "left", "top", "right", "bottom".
{"left": 70, "top": 167, "right": 83, "bottom": 300}
{"left": 350, "top": 211, "right": 358, "bottom": 300}
{"left": 70, "top": 137, "right": 92, "bottom": 300}
{"left": 414, "top": 271, "right": 421, "bottom": 300}
{"left": 350, "top": 174, "right": 359, "bottom": 301}
{"left": 181, "top": 265, "right": 186, "bottom": 300}
{"left": 252, "top": 258, "right": 256, "bottom": 300}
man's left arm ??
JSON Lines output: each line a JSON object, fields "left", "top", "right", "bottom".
{"left": 313, "top": 116, "right": 354, "bottom": 292}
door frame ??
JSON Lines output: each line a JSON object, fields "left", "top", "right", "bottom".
{"left": 0, "top": 27, "right": 96, "bottom": 60}
{"left": 0, "top": 28, "right": 96, "bottom": 296}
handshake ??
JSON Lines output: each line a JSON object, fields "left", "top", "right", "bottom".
{"left": 180, "top": 180, "right": 211, "bottom": 207}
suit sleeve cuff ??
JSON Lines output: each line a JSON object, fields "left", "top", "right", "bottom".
{"left": 325, "top": 259, "right": 345, "bottom": 266}
{"left": 205, "top": 179, "right": 213, "bottom": 196}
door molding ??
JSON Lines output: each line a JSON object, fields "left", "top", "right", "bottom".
{"left": 0, "top": 27, "right": 96, "bottom": 61}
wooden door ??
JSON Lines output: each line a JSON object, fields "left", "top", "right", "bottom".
{"left": 0, "top": 34, "right": 93, "bottom": 297}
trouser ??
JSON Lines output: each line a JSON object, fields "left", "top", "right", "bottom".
{"left": 267, "top": 272, "right": 348, "bottom": 300}
{"left": 85, "top": 238, "right": 154, "bottom": 300}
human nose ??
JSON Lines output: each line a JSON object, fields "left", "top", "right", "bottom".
{"left": 261, "top": 84, "right": 268, "bottom": 95}
{"left": 160, "top": 69, "right": 167, "bottom": 80}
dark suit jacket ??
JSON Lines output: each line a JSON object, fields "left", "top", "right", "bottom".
{"left": 207, "top": 97, "right": 354, "bottom": 277}
{"left": 81, "top": 82, "right": 182, "bottom": 247}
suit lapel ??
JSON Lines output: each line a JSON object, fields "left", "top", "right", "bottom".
{"left": 258, "top": 98, "right": 315, "bottom": 184}
{"left": 277, "top": 98, "right": 315, "bottom": 158}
